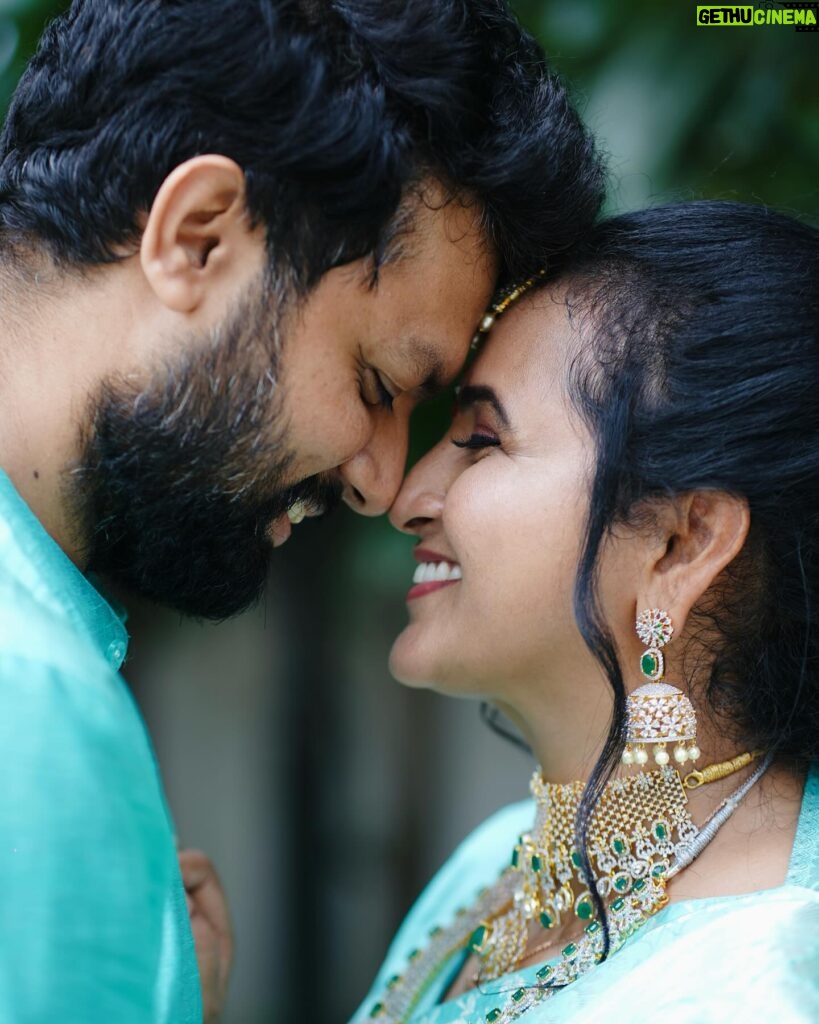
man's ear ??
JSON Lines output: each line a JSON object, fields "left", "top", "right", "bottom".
{"left": 140, "top": 155, "right": 258, "bottom": 314}
{"left": 638, "top": 491, "right": 751, "bottom": 630}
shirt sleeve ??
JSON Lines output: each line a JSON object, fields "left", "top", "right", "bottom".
{"left": 0, "top": 653, "right": 179, "bottom": 1023}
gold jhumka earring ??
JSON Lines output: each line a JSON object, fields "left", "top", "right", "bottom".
{"left": 622, "top": 608, "right": 701, "bottom": 768}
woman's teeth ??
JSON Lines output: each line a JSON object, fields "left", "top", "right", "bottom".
{"left": 413, "top": 561, "right": 462, "bottom": 585}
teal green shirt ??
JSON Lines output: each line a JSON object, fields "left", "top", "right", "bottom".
{"left": 0, "top": 471, "right": 201, "bottom": 1022}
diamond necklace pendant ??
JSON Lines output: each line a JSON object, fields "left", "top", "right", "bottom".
{"left": 469, "top": 766, "right": 697, "bottom": 980}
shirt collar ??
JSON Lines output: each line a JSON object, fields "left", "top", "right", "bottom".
{"left": 0, "top": 470, "right": 129, "bottom": 670}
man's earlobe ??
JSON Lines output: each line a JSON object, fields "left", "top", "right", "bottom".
{"left": 139, "top": 155, "right": 250, "bottom": 313}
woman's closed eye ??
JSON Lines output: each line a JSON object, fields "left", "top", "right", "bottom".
{"left": 450, "top": 386, "right": 508, "bottom": 453}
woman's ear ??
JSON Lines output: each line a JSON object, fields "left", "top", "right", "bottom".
{"left": 639, "top": 491, "right": 751, "bottom": 629}
{"left": 139, "top": 155, "right": 260, "bottom": 314}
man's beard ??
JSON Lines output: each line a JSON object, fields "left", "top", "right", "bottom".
{"left": 69, "top": 280, "right": 341, "bottom": 620}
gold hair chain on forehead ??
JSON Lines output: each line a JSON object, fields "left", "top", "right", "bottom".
{"left": 471, "top": 268, "right": 548, "bottom": 351}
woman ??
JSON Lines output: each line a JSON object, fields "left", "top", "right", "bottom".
{"left": 353, "top": 201, "right": 819, "bottom": 1023}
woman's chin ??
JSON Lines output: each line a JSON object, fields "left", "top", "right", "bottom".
{"left": 388, "top": 637, "right": 428, "bottom": 688}
{"left": 388, "top": 628, "right": 444, "bottom": 689}
{"left": 388, "top": 628, "right": 478, "bottom": 695}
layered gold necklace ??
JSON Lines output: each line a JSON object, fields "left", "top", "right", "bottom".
{"left": 366, "top": 751, "right": 768, "bottom": 1024}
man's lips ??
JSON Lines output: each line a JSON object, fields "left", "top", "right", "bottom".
{"left": 408, "top": 548, "right": 462, "bottom": 601}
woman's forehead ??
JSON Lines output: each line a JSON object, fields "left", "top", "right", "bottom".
{"left": 467, "top": 289, "right": 573, "bottom": 391}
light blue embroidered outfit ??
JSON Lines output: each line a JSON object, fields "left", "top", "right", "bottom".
{"left": 353, "top": 766, "right": 819, "bottom": 1023}
{"left": 0, "top": 471, "right": 201, "bottom": 1022}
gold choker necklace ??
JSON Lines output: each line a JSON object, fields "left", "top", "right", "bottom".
{"left": 366, "top": 751, "right": 769, "bottom": 1024}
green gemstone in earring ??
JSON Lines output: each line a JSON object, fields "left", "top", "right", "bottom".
{"left": 639, "top": 645, "right": 665, "bottom": 680}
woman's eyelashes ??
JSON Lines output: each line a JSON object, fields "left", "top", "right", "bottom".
{"left": 451, "top": 432, "right": 501, "bottom": 451}
{"left": 450, "top": 408, "right": 502, "bottom": 452}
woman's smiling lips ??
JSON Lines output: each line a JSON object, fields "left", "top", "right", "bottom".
{"left": 407, "top": 547, "right": 463, "bottom": 601}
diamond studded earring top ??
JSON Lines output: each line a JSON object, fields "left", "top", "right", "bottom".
{"left": 622, "top": 608, "right": 701, "bottom": 769}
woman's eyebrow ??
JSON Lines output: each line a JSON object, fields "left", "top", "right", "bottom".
{"left": 454, "top": 384, "right": 511, "bottom": 428}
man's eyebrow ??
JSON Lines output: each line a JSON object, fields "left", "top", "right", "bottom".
{"left": 454, "top": 384, "right": 511, "bottom": 428}
{"left": 402, "top": 339, "right": 448, "bottom": 401}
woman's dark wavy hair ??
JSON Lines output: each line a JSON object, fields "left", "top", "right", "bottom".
{"left": 0, "top": 0, "right": 604, "bottom": 289}
{"left": 530, "top": 200, "right": 819, "bottom": 961}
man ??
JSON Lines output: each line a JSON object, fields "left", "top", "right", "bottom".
{"left": 0, "top": 0, "right": 603, "bottom": 1020}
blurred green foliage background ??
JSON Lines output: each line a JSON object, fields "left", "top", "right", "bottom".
{"left": 0, "top": 0, "right": 61, "bottom": 109}
{"left": 1, "top": 2, "right": 816, "bottom": 1022}
{"left": 518, "top": 0, "right": 818, "bottom": 218}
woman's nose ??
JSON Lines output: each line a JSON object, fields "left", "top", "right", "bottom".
{"left": 388, "top": 442, "right": 449, "bottom": 535}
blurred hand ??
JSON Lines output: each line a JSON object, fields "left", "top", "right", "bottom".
{"left": 178, "top": 849, "right": 234, "bottom": 1024}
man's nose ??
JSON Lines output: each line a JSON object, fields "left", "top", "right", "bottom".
{"left": 339, "top": 418, "right": 408, "bottom": 517}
